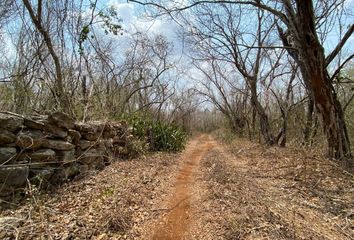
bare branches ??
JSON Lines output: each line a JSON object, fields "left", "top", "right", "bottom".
{"left": 330, "top": 53, "right": 354, "bottom": 82}
{"left": 128, "top": 0, "right": 289, "bottom": 24}
{"left": 22, "top": 0, "right": 67, "bottom": 112}
{"left": 326, "top": 23, "right": 354, "bottom": 66}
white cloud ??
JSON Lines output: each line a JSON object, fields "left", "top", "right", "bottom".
{"left": 101, "top": 1, "right": 197, "bottom": 89}
{"left": 107, "top": 1, "right": 181, "bottom": 46}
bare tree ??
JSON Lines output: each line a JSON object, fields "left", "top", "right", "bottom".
{"left": 130, "top": 0, "right": 354, "bottom": 161}
{"left": 193, "top": 59, "right": 247, "bottom": 135}
{"left": 183, "top": 3, "right": 284, "bottom": 145}
{"left": 22, "top": 0, "right": 68, "bottom": 112}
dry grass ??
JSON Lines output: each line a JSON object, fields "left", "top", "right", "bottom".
{"left": 0, "top": 152, "right": 180, "bottom": 239}
{"left": 200, "top": 138, "right": 354, "bottom": 240}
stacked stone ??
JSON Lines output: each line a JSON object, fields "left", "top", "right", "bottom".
{"left": 0, "top": 112, "right": 132, "bottom": 197}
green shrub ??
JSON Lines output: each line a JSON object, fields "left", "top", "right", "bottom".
{"left": 148, "top": 122, "right": 187, "bottom": 152}
{"left": 123, "top": 114, "right": 187, "bottom": 152}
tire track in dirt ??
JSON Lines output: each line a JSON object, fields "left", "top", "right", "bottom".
{"left": 151, "top": 134, "right": 215, "bottom": 240}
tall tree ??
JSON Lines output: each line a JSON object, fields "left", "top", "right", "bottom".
{"left": 183, "top": 3, "right": 283, "bottom": 144}
{"left": 276, "top": 1, "right": 353, "bottom": 160}
{"left": 22, "top": 0, "right": 68, "bottom": 112}
{"left": 130, "top": 0, "right": 354, "bottom": 161}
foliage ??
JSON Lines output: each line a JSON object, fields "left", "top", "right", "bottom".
{"left": 123, "top": 114, "right": 187, "bottom": 152}
{"left": 149, "top": 121, "right": 187, "bottom": 152}
{"left": 78, "top": 4, "right": 122, "bottom": 54}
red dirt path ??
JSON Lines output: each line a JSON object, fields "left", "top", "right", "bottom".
{"left": 151, "top": 134, "right": 215, "bottom": 240}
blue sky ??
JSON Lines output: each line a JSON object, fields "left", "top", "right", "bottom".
{"left": 107, "top": 0, "right": 354, "bottom": 72}
{"left": 1, "top": 0, "right": 353, "bottom": 82}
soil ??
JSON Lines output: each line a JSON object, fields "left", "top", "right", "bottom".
{"left": 1, "top": 135, "right": 353, "bottom": 239}
{"left": 149, "top": 134, "right": 215, "bottom": 240}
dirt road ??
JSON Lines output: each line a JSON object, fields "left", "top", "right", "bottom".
{"left": 151, "top": 134, "right": 215, "bottom": 240}
{"left": 146, "top": 135, "right": 353, "bottom": 240}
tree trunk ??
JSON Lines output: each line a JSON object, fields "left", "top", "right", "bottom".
{"left": 276, "top": 109, "right": 287, "bottom": 147}
{"left": 276, "top": 123, "right": 286, "bottom": 147}
{"left": 292, "top": 1, "right": 352, "bottom": 160}
{"left": 22, "top": 0, "right": 69, "bottom": 113}
{"left": 302, "top": 98, "right": 314, "bottom": 145}
{"left": 225, "top": 113, "right": 243, "bottom": 136}
{"left": 251, "top": 107, "right": 256, "bottom": 139}
{"left": 249, "top": 78, "right": 275, "bottom": 145}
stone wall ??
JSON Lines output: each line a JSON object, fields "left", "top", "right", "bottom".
{"left": 0, "top": 112, "right": 134, "bottom": 197}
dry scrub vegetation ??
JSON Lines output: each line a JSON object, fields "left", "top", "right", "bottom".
{"left": 200, "top": 138, "right": 353, "bottom": 239}
{"left": 0, "top": 152, "right": 180, "bottom": 239}
{"left": 1, "top": 1, "right": 354, "bottom": 239}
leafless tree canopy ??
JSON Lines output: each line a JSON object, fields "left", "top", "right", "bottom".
{"left": 0, "top": 0, "right": 353, "bottom": 161}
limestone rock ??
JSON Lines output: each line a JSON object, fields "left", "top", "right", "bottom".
{"left": 44, "top": 139, "right": 75, "bottom": 151}
{"left": 0, "top": 147, "right": 17, "bottom": 164}
{"left": 51, "top": 163, "right": 80, "bottom": 183}
{"left": 46, "top": 124, "right": 68, "bottom": 139}
{"left": 23, "top": 117, "right": 47, "bottom": 129}
{"left": 83, "top": 131, "right": 101, "bottom": 141}
{"left": 0, "top": 113, "right": 24, "bottom": 132}
{"left": 75, "top": 123, "right": 101, "bottom": 141}
{"left": 24, "top": 118, "right": 68, "bottom": 139}
{"left": 68, "top": 129, "right": 81, "bottom": 144}
{"left": 103, "top": 124, "right": 116, "bottom": 138}
{"left": 114, "top": 122, "right": 128, "bottom": 135}
{"left": 1, "top": 113, "right": 134, "bottom": 195}
{"left": 79, "top": 140, "right": 97, "bottom": 150}
{"left": 0, "top": 130, "right": 16, "bottom": 145}
{"left": 78, "top": 148, "right": 104, "bottom": 165}
{"left": 26, "top": 149, "right": 56, "bottom": 162}
{"left": 74, "top": 123, "right": 91, "bottom": 132}
{"left": 16, "top": 130, "right": 47, "bottom": 150}
{"left": 113, "top": 136, "right": 126, "bottom": 146}
{"left": 102, "top": 139, "right": 114, "bottom": 149}
{"left": 56, "top": 149, "right": 76, "bottom": 163}
{"left": 63, "top": 163, "right": 80, "bottom": 179}
{"left": 0, "top": 166, "right": 29, "bottom": 187}
{"left": 49, "top": 112, "right": 75, "bottom": 130}
{"left": 29, "top": 168, "right": 55, "bottom": 186}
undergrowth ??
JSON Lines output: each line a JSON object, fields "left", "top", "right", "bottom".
{"left": 123, "top": 114, "right": 187, "bottom": 152}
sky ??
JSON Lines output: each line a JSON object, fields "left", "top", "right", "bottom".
{"left": 105, "top": 0, "right": 193, "bottom": 87}
{"left": 105, "top": 1, "right": 183, "bottom": 51}
{"left": 109, "top": 0, "right": 354, "bottom": 89}
{"left": 111, "top": 0, "right": 354, "bottom": 50}
{"left": 0, "top": 0, "right": 188, "bottom": 82}
{"left": 1, "top": 0, "right": 353, "bottom": 84}
{"left": 3, "top": 0, "right": 353, "bottom": 65}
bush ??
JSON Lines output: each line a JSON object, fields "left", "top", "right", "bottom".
{"left": 123, "top": 114, "right": 187, "bottom": 152}
{"left": 148, "top": 122, "right": 187, "bottom": 152}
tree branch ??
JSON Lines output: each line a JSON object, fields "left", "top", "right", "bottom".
{"left": 326, "top": 23, "right": 354, "bottom": 66}
{"left": 330, "top": 53, "right": 354, "bottom": 82}
{"left": 128, "top": 0, "right": 288, "bottom": 24}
